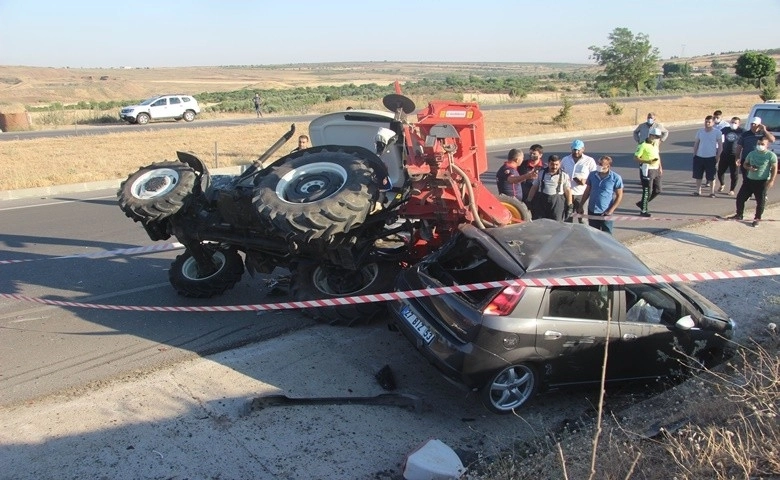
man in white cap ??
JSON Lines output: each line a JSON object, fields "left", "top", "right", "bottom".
{"left": 561, "top": 139, "right": 597, "bottom": 223}
{"left": 729, "top": 137, "right": 777, "bottom": 227}
{"left": 736, "top": 117, "right": 776, "bottom": 190}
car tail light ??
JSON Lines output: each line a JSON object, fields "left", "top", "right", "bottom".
{"left": 483, "top": 286, "right": 525, "bottom": 316}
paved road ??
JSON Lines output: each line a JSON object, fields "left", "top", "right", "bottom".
{"left": 0, "top": 127, "right": 772, "bottom": 406}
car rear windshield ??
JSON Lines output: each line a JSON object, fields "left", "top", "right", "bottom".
{"left": 423, "top": 236, "right": 511, "bottom": 306}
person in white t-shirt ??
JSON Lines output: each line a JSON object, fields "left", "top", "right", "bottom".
{"left": 692, "top": 115, "right": 724, "bottom": 197}
{"left": 704, "top": 110, "right": 729, "bottom": 187}
{"left": 712, "top": 110, "right": 730, "bottom": 131}
{"left": 560, "top": 139, "right": 597, "bottom": 223}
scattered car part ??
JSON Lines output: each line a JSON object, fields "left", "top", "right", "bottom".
{"left": 402, "top": 438, "right": 466, "bottom": 480}
{"left": 375, "top": 365, "right": 397, "bottom": 391}
{"left": 249, "top": 392, "right": 424, "bottom": 413}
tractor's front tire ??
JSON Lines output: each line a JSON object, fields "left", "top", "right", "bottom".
{"left": 118, "top": 161, "right": 197, "bottom": 223}
{"left": 290, "top": 261, "right": 401, "bottom": 326}
{"left": 498, "top": 194, "right": 532, "bottom": 223}
{"left": 169, "top": 247, "right": 244, "bottom": 298}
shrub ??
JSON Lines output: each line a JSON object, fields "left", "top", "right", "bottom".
{"left": 39, "top": 109, "right": 67, "bottom": 126}
{"left": 552, "top": 96, "right": 573, "bottom": 125}
{"left": 606, "top": 101, "right": 623, "bottom": 116}
{"left": 760, "top": 80, "right": 777, "bottom": 101}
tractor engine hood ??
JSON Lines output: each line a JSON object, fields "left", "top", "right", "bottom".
{"left": 308, "top": 109, "right": 405, "bottom": 188}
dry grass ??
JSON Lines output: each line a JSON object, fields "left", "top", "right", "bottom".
{"left": 469, "top": 329, "right": 779, "bottom": 480}
{"left": 0, "top": 94, "right": 762, "bottom": 191}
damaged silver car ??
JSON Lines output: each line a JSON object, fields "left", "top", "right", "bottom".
{"left": 389, "top": 220, "right": 735, "bottom": 413}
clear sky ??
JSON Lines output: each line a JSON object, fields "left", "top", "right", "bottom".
{"left": 1, "top": 0, "right": 778, "bottom": 68}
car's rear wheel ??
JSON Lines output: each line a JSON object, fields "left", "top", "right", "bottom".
{"left": 169, "top": 247, "right": 244, "bottom": 298}
{"left": 183, "top": 110, "right": 196, "bottom": 122}
{"left": 136, "top": 113, "right": 150, "bottom": 125}
{"left": 480, "top": 363, "right": 538, "bottom": 414}
{"left": 498, "top": 194, "right": 532, "bottom": 223}
{"left": 290, "top": 260, "right": 401, "bottom": 326}
{"left": 118, "top": 161, "right": 197, "bottom": 223}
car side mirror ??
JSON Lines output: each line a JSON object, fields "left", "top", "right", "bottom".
{"left": 675, "top": 315, "right": 695, "bottom": 330}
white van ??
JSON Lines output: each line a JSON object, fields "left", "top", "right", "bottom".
{"left": 747, "top": 100, "right": 780, "bottom": 154}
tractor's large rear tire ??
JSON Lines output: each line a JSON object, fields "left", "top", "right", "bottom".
{"left": 253, "top": 148, "right": 379, "bottom": 244}
{"left": 169, "top": 247, "right": 244, "bottom": 298}
{"left": 290, "top": 261, "right": 401, "bottom": 326}
{"left": 118, "top": 161, "right": 197, "bottom": 223}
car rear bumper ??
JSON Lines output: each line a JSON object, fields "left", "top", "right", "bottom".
{"left": 388, "top": 297, "right": 509, "bottom": 390}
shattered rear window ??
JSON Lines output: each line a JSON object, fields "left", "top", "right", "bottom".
{"left": 423, "top": 236, "right": 510, "bottom": 305}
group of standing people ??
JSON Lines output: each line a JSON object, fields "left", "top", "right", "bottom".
{"left": 496, "top": 139, "right": 624, "bottom": 234}
{"left": 688, "top": 110, "right": 777, "bottom": 227}
{"left": 496, "top": 107, "right": 777, "bottom": 234}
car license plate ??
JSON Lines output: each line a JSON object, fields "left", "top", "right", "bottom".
{"left": 400, "top": 305, "right": 435, "bottom": 345}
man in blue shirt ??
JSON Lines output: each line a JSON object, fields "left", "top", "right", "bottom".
{"left": 581, "top": 156, "right": 624, "bottom": 234}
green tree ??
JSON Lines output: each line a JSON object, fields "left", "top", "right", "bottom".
{"left": 734, "top": 52, "right": 777, "bottom": 87}
{"left": 662, "top": 62, "right": 692, "bottom": 77}
{"left": 589, "top": 27, "right": 661, "bottom": 92}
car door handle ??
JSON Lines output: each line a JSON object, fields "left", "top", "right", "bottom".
{"left": 623, "top": 333, "right": 637, "bottom": 340}
{"left": 544, "top": 330, "right": 563, "bottom": 340}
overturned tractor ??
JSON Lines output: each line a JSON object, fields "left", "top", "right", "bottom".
{"left": 118, "top": 91, "right": 530, "bottom": 325}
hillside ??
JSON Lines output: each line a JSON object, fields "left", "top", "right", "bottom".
{"left": 0, "top": 61, "right": 594, "bottom": 107}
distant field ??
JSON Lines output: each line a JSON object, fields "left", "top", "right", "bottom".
{"left": 0, "top": 93, "right": 762, "bottom": 191}
{"left": 0, "top": 60, "right": 770, "bottom": 190}
{"left": 0, "top": 62, "right": 596, "bottom": 107}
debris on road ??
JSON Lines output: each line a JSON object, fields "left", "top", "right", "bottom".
{"left": 403, "top": 438, "right": 465, "bottom": 480}
{"left": 375, "top": 364, "right": 397, "bottom": 391}
{"left": 249, "top": 392, "right": 424, "bottom": 413}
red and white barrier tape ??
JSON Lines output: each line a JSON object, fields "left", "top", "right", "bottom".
{"left": 2, "top": 267, "right": 778, "bottom": 313}
{"left": 574, "top": 214, "right": 775, "bottom": 222}
{"left": 0, "top": 242, "right": 184, "bottom": 265}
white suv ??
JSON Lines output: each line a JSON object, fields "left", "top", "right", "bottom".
{"left": 119, "top": 94, "right": 201, "bottom": 125}
{"left": 747, "top": 100, "right": 780, "bottom": 154}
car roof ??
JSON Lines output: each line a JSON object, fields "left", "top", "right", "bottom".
{"left": 146, "top": 94, "right": 194, "bottom": 100}
{"left": 460, "top": 219, "right": 654, "bottom": 279}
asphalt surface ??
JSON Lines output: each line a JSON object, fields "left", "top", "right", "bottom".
{"left": 2, "top": 122, "right": 775, "bottom": 407}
